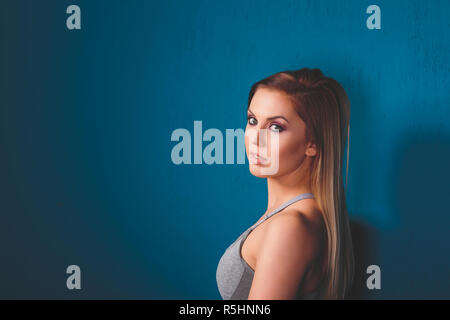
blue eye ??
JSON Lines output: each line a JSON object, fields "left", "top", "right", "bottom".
{"left": 247, "top": 116, "right": 257, "bottom": 125}
{"left": 270, "top": 124, "right": 284, "bottom": 132}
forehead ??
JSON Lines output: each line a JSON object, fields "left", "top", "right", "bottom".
{"left": 249, "top": 88, "right": 296, "bottom": 117}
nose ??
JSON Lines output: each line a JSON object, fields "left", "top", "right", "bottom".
{"left": 246, "top": 127, "right": 269, "bottom": 149}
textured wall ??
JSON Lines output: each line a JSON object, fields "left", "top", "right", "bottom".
{"left": 0, "top": 0, "right": 449, "bottom": 299}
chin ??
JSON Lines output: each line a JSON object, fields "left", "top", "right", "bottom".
{"left": 248, "top": 163, "right": 279, "bottom": 177}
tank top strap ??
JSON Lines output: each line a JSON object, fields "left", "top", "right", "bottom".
{"left": 249, "top": 192, "right": 315, "bottom": 231}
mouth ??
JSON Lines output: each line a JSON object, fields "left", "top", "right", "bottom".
{"left": 249, "top": 152, "right": 268, "bottom": 165}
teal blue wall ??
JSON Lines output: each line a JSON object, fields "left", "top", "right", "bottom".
{"left": 1, "top": 0, "right": 448, "bottom": 298}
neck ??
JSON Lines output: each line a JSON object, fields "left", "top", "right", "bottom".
{"left": 265, "top": 160, "right": 312, "bottom": 213}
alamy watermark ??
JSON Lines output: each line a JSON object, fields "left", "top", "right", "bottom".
{"left": 66, "top": 265, "right": 81, "bottom": 290}
{"left": 170, "top": 121, "right": 280, "bottom": 175}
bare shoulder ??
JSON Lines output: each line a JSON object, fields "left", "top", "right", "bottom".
{"left": 247, "top": 207, "right": 325, "bottom": 299}
{"left": 271, "top": 208, "right": 322, "bottom": 236}
{"left": 260, "top": 209, "right": 322, "bottom": 261}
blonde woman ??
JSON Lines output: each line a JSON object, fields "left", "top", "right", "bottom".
{"left": 216, "top": 68, "right": 354, "bottom": 299}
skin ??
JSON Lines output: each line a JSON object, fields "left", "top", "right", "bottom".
{"left": 243, "top": 88, "right": 326, "bottom": 299}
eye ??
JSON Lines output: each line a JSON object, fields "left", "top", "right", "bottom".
{"left": 270, "top": 123, "right": 285, "bottom": 132}
{"left": 247, "top": 116, "right": 257, "bottom": 125}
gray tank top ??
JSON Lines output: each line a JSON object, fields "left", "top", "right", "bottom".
{"left": 216, "top": 193, "right": 321, "bottom": 300}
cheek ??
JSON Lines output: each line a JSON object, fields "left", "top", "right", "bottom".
{"left": 272, "top": 138, "right": 290, "bottom": 161}
{"left": 269, "top": 134, "right": 305, "bottom": 166}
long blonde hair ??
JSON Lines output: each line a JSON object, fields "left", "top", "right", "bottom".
{"left": 247, "top": 67, "right": 354, "bottom": 299}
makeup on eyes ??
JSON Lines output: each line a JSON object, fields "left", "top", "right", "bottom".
{"left": 247, "top": 114, "right": 287, "bottom": 132}
{"left": 270, "top": 122, "right": 285, "bottom": 131}
{"left": 247, "top": 109, "right": 290, "bottom": 123}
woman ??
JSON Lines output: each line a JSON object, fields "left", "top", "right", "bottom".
{"left": 216, "top": 67, "right": 354, "bottom": 300}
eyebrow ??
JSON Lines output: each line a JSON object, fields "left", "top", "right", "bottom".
{"left": 247, "top": 108, "right": 289, "bottom": 123}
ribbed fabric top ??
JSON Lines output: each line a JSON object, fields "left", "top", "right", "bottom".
{"left": 216, "top": 193, "right": 320, "bottom": 300}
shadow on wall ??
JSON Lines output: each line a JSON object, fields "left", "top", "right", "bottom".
{"left": 346, "top": 130, "right": 450, "bottom": 299}
{"left": 346, "top": 218, "right": 379, "bottom": 300}
{"left": 381, "top": 131, "right": 450, "bottom": 299}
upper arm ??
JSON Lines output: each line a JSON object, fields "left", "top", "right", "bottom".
{"left": 247, "top": 211, "right": 319, "bottom": 300}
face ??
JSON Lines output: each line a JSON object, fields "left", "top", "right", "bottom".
{"left": 244, "top": 88, "right": 317, "bottom": 177}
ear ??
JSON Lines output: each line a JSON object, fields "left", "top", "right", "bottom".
{"left": 305, "top": 142, "right": 317, "bottom": 157}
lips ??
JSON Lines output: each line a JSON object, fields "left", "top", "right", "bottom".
{"left": 249, "top": 151, "right": 268, "bottom": 164}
